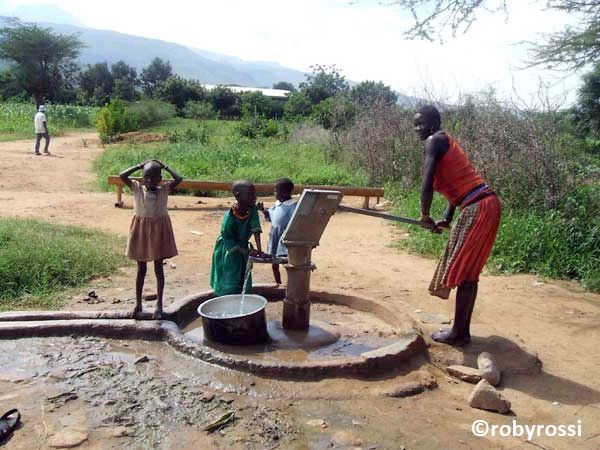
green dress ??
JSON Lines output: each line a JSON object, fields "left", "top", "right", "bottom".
{"left": 210, "top": 206, "right": 262, "bottom": 296}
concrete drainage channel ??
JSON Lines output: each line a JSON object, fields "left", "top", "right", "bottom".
{"left": 0, "top": 285, "right": 426, "bottom": 379}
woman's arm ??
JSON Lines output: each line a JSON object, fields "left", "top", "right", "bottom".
{"left": 420, "top": 134, "right": 449, "bottom": 230}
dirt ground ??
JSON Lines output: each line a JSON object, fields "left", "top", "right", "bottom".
{"left": 1, "top": 133, "right": 599, "bottom": 450}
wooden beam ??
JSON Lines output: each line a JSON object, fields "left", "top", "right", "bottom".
{"left": 107, "top": 176, "right": 384, "bottom": 197}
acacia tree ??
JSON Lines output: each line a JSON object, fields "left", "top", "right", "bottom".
{"left": 386, "top": 0, "right": 599, "bottom": 70}
{"left": 0, "top": 17, "right": 83, "bottom": 105}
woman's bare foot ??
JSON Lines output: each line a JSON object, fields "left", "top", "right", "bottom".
{"left": 431, "top": 328, "right": 471, "bottom": 346}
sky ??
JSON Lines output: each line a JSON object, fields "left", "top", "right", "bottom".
{"left": 0, "top": 0, "right": 583, "bottom": 106}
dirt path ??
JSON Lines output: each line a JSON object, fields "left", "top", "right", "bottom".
{"left": 1, "top": 133, "right": 599, "bottom": 450}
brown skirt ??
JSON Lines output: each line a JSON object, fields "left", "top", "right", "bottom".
{"left": 126, "top": 215, "right": 178, "bottom": 262}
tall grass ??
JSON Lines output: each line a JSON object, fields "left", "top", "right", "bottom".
{"left": 0, "top": 218, "right": 128, "bottom": 310}
{"left": 0, "top": 102, "right": 99, "bottom": 140}
{"left": 94, "top": 119, "right": 368, "bottom": 191}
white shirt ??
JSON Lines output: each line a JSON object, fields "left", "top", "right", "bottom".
{"left": 34, "top": 112, "right": 47, "bottom": 133}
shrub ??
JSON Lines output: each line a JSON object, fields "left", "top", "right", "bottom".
{"left": 183, "top": 100, "right": 216, "bottom": 119}
{"left": 167, "top": 123, "right": 210, "bottom": 144}
{"left": 96, "top": 99, "right": 175, "bottom": 143}
{"left": 340, "top": 102, "right": 414, "bottom": 185}
{"left": 127, "top": 99, "right": 175, "bottom": 129}
{"left": 237, "top": 116, "right": 283, "bottom": 139}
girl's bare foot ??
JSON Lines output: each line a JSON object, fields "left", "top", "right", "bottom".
{"left": 132, "top": 303, "right": 143, "bottom": 318}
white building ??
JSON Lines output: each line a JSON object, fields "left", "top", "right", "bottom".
{"left": 202, "top": 84, "right": 291, "bottom": 100}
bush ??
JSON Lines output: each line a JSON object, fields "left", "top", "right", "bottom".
{"left": 340, "top": 102, "right": 414, "bottom": 185}
{"left": 127, "top": 99, "right": 175, "bottom": 129}
{"left": 183, "top": 100, "right": 216, "bottom": 119}
{"left": 96, "top": 99, "right": 175, "bottom": 143}
{"left": 237, "top": 116, "right": 284, "bottom": 139}
{"left": 167, "top": 123, "right": 210, "bottom": 144}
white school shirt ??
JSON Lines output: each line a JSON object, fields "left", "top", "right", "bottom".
{"left": 34, "top": 112, "right": 47, "bottom": 133}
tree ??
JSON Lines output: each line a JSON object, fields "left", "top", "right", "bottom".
{"left": 140, "top": 57, "right": 172, "bottom": 97}
{"left": 78, "top": 62, "right": 114, "bottom": 106}
{"left": 111, "top": 60, "right": 138, "bottom": 102}
{"left": 0, "top": 69, "right": 26, "bottom": 100}
{"left": 299, "top": 64, "right": 349, "bottom": 105}
{"left": 0, "top": 17, "right": 84, "bottom": 105}
{"left": 283, "top": 91, "right": 313, "bottom": 119}
{"left": 208, "top": 85, "right": 241, "bottom": 118}
{"left": 241, "top": 91, "right": 273, "bottom": 117}
{"left": 574, "top": 62, "right": 600, "bottom": 138}
{"left": 350, "top": 80, "right": 398, "bottom": 108}
{"left": 272, "top": 81, "right": 296, "bottom": 92}
{"left": 158, "top": 75, "right": 207, "bottom": 112}
{"left": 387, "top": 0, "right": 599, "bottom": 70}
{"left": 312, "top": 95, "right": 357, "bottom": 131}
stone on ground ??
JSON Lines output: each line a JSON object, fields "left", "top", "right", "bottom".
{"left": 468, "top": 380, "right": 511, "bottom": 414}
{"left": 47, "top": 428, "right": 89, "bottom": 448}
{"left": 447, "top": 365, "right": 482, "bottom": 384}
{"left": 477, "top": 352, "right": 501, "bottom": 386}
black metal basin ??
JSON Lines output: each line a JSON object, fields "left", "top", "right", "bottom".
{"left": 198, "top": 294, "right": 268, "bottom": 345}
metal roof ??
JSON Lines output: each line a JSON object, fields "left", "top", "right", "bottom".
{"left": 203, "top": 84, "right": 291, "bottom": 99}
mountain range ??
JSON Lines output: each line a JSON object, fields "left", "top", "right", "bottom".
{"left": 0, "top": 3, "right": 418, "bottom": 104}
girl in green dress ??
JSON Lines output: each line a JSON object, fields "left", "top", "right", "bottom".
{"left": 210, "top": 180, "right": 267, "bottom": 296}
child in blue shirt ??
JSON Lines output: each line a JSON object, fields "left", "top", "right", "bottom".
{"left": 257, "top": 178, "right": 297, "bottom": 284}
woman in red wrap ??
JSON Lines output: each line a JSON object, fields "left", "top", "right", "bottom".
{"left": 414, "top": 105, "right": 501, "bottom": 346}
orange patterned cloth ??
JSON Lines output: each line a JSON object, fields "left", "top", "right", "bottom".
{"left": 433, "top": 134, "right": 484, "bottom": 206}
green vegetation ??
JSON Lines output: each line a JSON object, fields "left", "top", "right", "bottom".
{"left": 0, "top": 102, "right": 99, "bottom": 141}
{"left": 0, "top": 218, "right": 128, "bottom": 310}
{"left": 93, "top": 118, "right": 368, "bottom": 192}
{"left": 96, "top": 99, "right": 176, "bottom": 143}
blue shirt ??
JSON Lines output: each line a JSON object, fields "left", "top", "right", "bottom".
{"left": 266, "top": 199, "right": 297, "bottom": 257}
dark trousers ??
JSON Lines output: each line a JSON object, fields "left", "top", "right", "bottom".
{"left": 35, "top": 132, "right": 50, "bottom": 153}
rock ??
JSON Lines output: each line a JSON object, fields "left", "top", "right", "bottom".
{"left": 108, "top": 426, "right": 133, "bottom": 437}
{"left": 200, "top": 392, "right": 215, "bottom": 403}
{"left": 468, "top": 380, "right": 511, "bottom": 414}
{"left": 477, "top": 352, "right": 501, "bottom": 386}
{"left": 133, "top": 355, "right": 149, "bottom": 364}
{"left": 47, "top": 428, "right": 89, "bottom": 448}
{"left": 333, "top": 430, "right": 363, "bottom": 446}
{"left": 306, "top": 419, "right": 328, "bottom": 428}
{"left": 386, "top": 381, "right": 425, "bottom": 398}
{"left": 447, "top": 365, "right": 482, "bottom": 384}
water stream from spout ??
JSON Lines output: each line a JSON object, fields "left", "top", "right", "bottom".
{"left": 240, "top": 257, "right": 254, "bottom": 314}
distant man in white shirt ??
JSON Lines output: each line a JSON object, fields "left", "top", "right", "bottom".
{"left": 34, "top": 105, "right": 50, "bottom": 155}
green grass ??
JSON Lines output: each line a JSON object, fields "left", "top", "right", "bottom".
{"left": 0, "top": 218, "right": 129, "bottom": 310}
{"left": 94, "top": 118, "right": 369, "bottom": 193}
{"left": 390, "top": 185, "right": 600, "bottom": 291}
{"left": 0, "top": 102, "right": 100, "bottom": 141}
